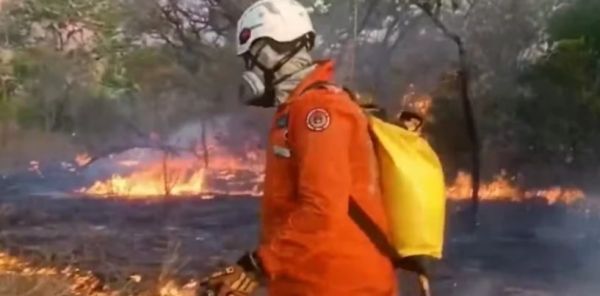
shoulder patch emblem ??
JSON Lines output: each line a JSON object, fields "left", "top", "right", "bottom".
{"left": 306, "top": 108, "right": 331, "bottom": 132}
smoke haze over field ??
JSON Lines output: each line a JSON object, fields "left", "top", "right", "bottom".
{"left": 1, "top": 0, "right": 597, "bottom": 188}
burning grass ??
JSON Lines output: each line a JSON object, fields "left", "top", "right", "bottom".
{"left": 447, "top": 171, "right": 585, "bottom": 205}
{"left": 83, "top": 159, "right": 207, "bottom": 198}
{"left": 0, "top": 251, "right": 205, "bottom": 296}
{"left": 64, "top": 112, "right": 585, "bottom": 205}
{"left": 0, "top": 252, "right": 103, "bottom": 296}
{"left": 78, "top": 157, "right": 585, "bottom": 206}
{"left": 77, "top": 146, "right": 265, "bottom": 199}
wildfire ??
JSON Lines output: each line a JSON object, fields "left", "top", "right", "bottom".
{"left": 447, "top": 171, "right": 585, "bottom": 205}
{"left": 80, "top": 152, "right": 584, "bottom": 204}
{"left": 79, "top": 148, "right": 265, "bottom": 199}
{"left": 83, "top": 163, "right": 206, "bottom": 198}
{"left": 75, "top": 116, "right": 583, "bottom": 205}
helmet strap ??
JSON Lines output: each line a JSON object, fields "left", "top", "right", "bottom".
{"left": 242, "top": 36, "right": 311, "bottom": 107}
{"left": 246, "top": 37, "right": 310, "bottom": 81}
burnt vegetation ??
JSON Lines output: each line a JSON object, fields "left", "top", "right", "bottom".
{"left": 0, "top": 0, "right": 599, "bottom": 295}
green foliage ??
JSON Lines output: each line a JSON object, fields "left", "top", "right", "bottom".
{"left": 548, "top": 0, "right": 600, "bottom": 55}
{"left": 0, "top": 0, "right": 137, "bottom": 131}
{"left": 503, "top": 0, "right": 600, "bottom": 184}
{"left": 524, "top": 39, "right": 597, "bottom": 99}
{"left": 5, "top": 0, "right": 123, "bottom": 37}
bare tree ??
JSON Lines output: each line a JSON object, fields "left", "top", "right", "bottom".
{"left": 410, "top": 0, "right": 481, "bottom": 228}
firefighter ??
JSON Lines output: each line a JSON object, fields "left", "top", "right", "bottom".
{"left": 199, "top": 0, "right": 397, "bottom": 295}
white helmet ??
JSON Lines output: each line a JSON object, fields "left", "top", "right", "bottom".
{"left": 236, "top": 0, "right": 315, "bottom": 55}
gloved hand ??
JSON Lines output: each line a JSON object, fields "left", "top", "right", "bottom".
{"left": 198, "top": 265, "right": 259, "bottom": 296}
{"left": 198, "top": 252, "right": 264, "bottom": 296}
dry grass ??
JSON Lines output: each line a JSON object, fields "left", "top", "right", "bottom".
{"left": 0, "top": 196, "right": 238, "bottom": 296}
{"left": 0, "top": 274, "right": 73, "bottom": 296}
{"left": 0, "top": 247, "right": 202, "bottom": 296}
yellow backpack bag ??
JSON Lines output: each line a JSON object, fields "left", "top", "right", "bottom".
{"left": 347, "top": 113, "right": 446, "bottom": 276}
{"left": 303, "top": 82, "right": 447, "bottom": 275}
{"left": 369, "top": 116, "right": 446, "bottom": 259}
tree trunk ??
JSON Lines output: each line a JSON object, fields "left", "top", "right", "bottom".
{"left": 413, "top": 1, "right": 481, "bottom": 229}
{"left": 162, "top": 151, "right": 171, "bottom": 198}
{"left": 457, "top": 41, "right": 481, "bottom": 229}
{"left": 0, "top": 121, "right": 8, "bottom": 148}
{"left": 201, "top": 119, "right": 209, "bottom": 169}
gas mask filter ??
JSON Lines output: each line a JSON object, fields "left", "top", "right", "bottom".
{"left": 239, "top": 70, "right": 270, "bottom": 107}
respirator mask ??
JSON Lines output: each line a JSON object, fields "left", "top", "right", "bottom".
{"left": 239, "top": 39, "right": 308, "bottom": 107}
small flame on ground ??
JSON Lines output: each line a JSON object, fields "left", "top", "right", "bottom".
{"left": 0, "top": 252, "right": 104, "bottom": 295}
{"left": 75, "top": 153, "right": 92, "bottom": 167}
{"left": 447, "top": 171, "right": 585, "bottom": 205}
{"left": 0, "top": 252, "right": 197, "bottom": 295}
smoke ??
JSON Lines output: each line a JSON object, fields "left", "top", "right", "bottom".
{"left": 441, "top": 195, "right": 600, "bottom": 296}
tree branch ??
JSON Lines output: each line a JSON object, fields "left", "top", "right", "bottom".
{"left": 465, "top": 0, "right": 482, "bottom": 19}
{"left": 412, "top": 0, "right": 482, "bottom": 229}
{"left": 336, "top": 0, "right": 384, "bottom": 69}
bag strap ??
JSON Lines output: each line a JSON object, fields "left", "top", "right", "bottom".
{"left": 351, "top": 196, "right": 434, "bottom": 276}
{"left": 301, "top": 81, "right": 397, "bottom": 256}
{"left": 348, "top": 196, "right": 400, "bottom": 260}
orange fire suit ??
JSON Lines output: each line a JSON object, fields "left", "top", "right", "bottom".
{"left": 257, "top": 60, "right": 397, "bottom": 295}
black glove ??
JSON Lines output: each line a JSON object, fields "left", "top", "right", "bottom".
{"left": 198, "top": 252, "right": 264, "bottom": 296}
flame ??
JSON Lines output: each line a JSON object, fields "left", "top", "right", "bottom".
{"left": 447, "top": 171, "right": 585, "bottom": 205}
{"left": 81, "top": 151, "right": 584, "bottom": 205}
{"left": 407, "top": 95, "right": 433, "bottom": 117}
{"left": 79, "top": 145, "right": 265, "bottom": 199}
{"left": 401, "top": 84, "right": 433, "bottom": 117}
{"left": 525, "top": 187, "right": 586, "bottom": 205}
{"left": 0, "top": 251, "right": 199, "bottom": 295}
{"left": 76, "top": 116, "right": 583, "bottom": 205}
{"left": 0, "top": 252, "right": 104, "bottom": 295}
{"left": 82, "top": 157, "right": 207, "bottom": 198}
{"left": 75, "top": 153, "right": 92, "bottom": 167}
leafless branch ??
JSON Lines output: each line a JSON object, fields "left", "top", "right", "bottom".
{"left": 411, "top": 0, "right": 482, "bottom": 229}
{"left": 336, "top": 0, "right": 386, "bottom": 73}
{"left": 465, "top": 0, "right": 482, "bottom": 19}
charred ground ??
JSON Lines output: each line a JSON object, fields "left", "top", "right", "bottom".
{"left": 1, "top": 168, "right": 599, "bottom": 295}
